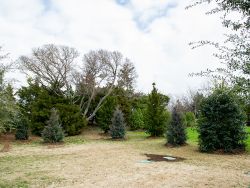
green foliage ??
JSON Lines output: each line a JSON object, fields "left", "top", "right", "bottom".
{"left": 15, "top": 113, "right": 29, "bottom": 140}
{"left": 0, "top": 81, "right": 18, "bottom": 133}
{"left": 110, "top": 108, "right": 126, "bottom": 139}
{"left": 96, "top": 96, "right": 117, "bottom": 133}
{"left": 56, "top": 103, "right": 86, "bottom": 136}
{"left": 42, "top": 108, "right": 64, "bottom": 143}
{"left": 113, "top": 87, "right": 133, "bottom": 126}
{"left": 198, "top": 88, "right": 247, "bottom": 152}
{"left": 183, "top": 112, "right": 196, "bottom": 127}
{"left": 130, "top": 108, "right": 144, "bottom": 130}
{"left": 145, "top": 83, "right": 169, "bottom": 137}
{"left": 18, "top": 79, "right": 85, "bottom": 136}
{"left": 166, "top": 107, "right": 187, "bottom": 146}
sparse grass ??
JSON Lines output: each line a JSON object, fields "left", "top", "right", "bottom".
{"left": 0, "top": 127, "right": 249, "bottom": 187}
{"left": 0, "top": 178, "right": 29, "bottom": 188}
{"left": 64, "top": 135, "right": 85, "bottom": 145}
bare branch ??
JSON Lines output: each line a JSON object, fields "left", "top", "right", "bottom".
{"left": 18, "top": 44, "right": 79, "bottom": 95}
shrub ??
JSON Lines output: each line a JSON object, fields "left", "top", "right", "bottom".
{"left": 96, "top": 96, "right": 117, "bottom": 133}
{"left": 15, "top": 113, "right": 29, "bottom": 140}
{"left": 42, "top": 108, "right": 64, "bottom": 143}
{"left": 130, "top": 109, "right": 144, "bottom": 130}
{"left": 183, "top": 112, "right": 196, "bottom": 127}
{"left": 145, "top": 83, "right": 169, "bottom": 136}
{"left": 198, "top": 88, "right": 247, "bottom": 152}
{"left": 56, "top": 104, "right": 86, "bottom": 136}
{"left": 166, "top": 107, "right": 187, "bottom": 146}
{"left": 110, "top": 108, "right": 126, "bottom": 139}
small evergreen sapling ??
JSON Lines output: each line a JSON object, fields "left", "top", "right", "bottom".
{"left": 110, "top": 108, "right": 126, "bottom": 139}
{"left": 167, "top": 107, "right": 187, "bottom": 146}
{"left": 42, "top": 108, "right": 64, "bottom": 143}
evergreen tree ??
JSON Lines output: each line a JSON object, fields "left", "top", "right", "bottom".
{"left": 198, "top": 88, "right": 246, "bottom": 152}
{"left": 110, "top": 108, "right": 126, "bottom": 139}
{"left": 96, "top": 96, "right": 117, "bottom": 133}
{"left": 15, "top": 112, "right": 29, "bottom": 140}
{"left": 183, "top": 112, "right": 196, "bottom": 127}
{"left": 145, "top": 83, "right": 169, "bottom": 137}
{"left": 130, "top": 108, "right": 144, "bottom": 130}
{"left": 167, "top": 107, "right": 187, "bottom": 146}
{"left": 42, "top": 108, "right": 64, "bottom": 143}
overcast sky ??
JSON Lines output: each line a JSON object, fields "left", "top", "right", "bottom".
{"left": 0, "top": 0, "right": 227, "bottom": 95}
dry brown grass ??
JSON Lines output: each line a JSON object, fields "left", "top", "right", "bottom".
{"left": 0, "top": 129, "right": 249, "bottom": 188}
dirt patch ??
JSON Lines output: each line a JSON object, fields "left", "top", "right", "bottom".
{"left": 0, "top": 142, "right": 11, "bottom": 152}
{"left": 0, "top": 133, "right": 15, "bottom": 142}
{"left": 0, "top": 133, "right": 40, "bottom": 144}
{"left": 145, "top": 153, "right": 185, "bottom": 162}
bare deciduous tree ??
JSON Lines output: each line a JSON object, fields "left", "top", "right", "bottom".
{"left": 0, "top": 46, "right": 12, "bottom": 91}
{"left": 19, "top": 44, "right": 79, "bottom": 95}
{"left": 118, "top": 59, "right": 137, "bottom": 92}
{"left": 76, "top": 49, "right": 128, "bottom": 121}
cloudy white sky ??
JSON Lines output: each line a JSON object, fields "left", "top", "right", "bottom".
{"left": 0, "top": 0, "right": 227, "bottom": 95}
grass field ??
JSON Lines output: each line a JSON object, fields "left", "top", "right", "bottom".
{"left": 0, "top": 127, "right": 249, "bottom": 188}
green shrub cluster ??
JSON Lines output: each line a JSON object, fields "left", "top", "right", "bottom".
{"left": 18, "top": 80, "right": 86, "bottom": 136}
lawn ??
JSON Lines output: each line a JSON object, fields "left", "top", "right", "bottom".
{"left": 0, "top": 127, "right": 249, "bottom": 188}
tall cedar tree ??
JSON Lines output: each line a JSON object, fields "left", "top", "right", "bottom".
{"left": 167, "top": 107, "right": 187, "bottom": 146}
{"left": 42, "top": 108, "right": 64, "bottom": 143}
{"left": 110, "top": 108, "right": 126, "bottom": 139}
{"left": 145, "top": 83, "right": 169, "bottom": 137}
{"left": 198, "top": 88, "right": 246, "bottom": 152}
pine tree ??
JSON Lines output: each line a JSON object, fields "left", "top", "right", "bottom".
{"left": 167, "top": 107, "right": 187, "bottom": 146}
{"left": 42, "top": 108, "right": 64, "bottom": 143}
{"left": 110, "top": 108, "right": 126, "bottom": 139}
{"left": 145, "top": 83, "right": 169, "bottom": 137}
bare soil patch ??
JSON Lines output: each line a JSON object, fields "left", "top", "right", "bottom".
{"left": 0, "top": 142, "right": 11, "bottom": 152}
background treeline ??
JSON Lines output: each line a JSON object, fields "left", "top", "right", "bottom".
{"left": 0, "top": 0, "right": 249, "bottom": 152}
